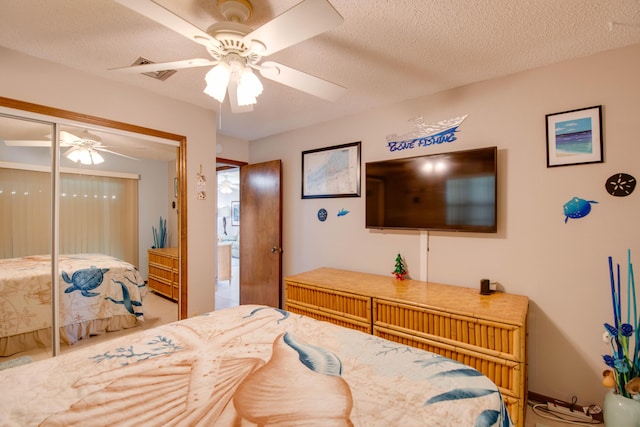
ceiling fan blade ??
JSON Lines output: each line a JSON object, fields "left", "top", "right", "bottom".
{"left": 243, "top": 0, "right": 343, "bottom": 56}
{"left": 110, "top": 58, "right": 216, "bottom": 74}
{"left": 227, "top": 80, "right": 254, "bottom": 113}
{"left": 59, "top": 130, "right": 81, "bottom": 143}
{"left": 112, "top": 0, "right": 220, "bottom": 49}
{"left": 259, "top": 61, "right": 346, "bottom": 101}
{"left": 5, "top": 131, "right": 76, "bottom": 146}
{"left": 94, "top": 147, "right": 139, "bottom": 161}
{"left": 4, "top": 139, "right": 51, "bottom": 147}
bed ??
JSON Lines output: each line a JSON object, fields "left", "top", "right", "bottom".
{"left": 0, "top": 253, "right": 146, "bottom": 356}
{"left": 0, "top": 304, "right": 512, "bottom": 426}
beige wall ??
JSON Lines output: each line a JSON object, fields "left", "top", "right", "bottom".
{"left": 217, "top": 133, "right": 250, "bottom": 161}
{"left": 250, "top": 43, "right": 640, "bottom": 406}
{"left": 0, "top": 46, "right": 220, "bottom": 317}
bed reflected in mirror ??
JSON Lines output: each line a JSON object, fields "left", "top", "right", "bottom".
{"left": 0, "top": 109, "right": 183, "bottom": 363}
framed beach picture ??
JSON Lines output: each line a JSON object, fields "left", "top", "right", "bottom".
{"left": 546, "top": 105, "right": 603, "bottom": 167}
{"left": 301, "top": 141, "right": 361, "bottom": 198}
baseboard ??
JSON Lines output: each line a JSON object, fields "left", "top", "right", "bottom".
{"left": 528, "top": 391, "right": 604, "bottom": 423}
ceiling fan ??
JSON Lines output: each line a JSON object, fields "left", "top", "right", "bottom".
{"left": 218, "top": 173, "right": 239, "bottom": 193}
{"left": 4, "top": 129, "right": 137, "bottom": 165}
{"left": 110, "top": 0, "right": 346, "bottom": 112}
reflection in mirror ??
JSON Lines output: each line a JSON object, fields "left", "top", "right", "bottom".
{"left": 0, "top": 113, "right": 181, "bottom": 365}
{"left": 0, "top": 114, "right": 54, "bottom": 361}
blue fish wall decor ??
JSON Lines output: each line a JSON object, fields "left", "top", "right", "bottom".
{"left": 563, "top": 197, "right": 598, "bottom": 223}
{"left": 337, "top": 208, "right": 349, "bottom": 217}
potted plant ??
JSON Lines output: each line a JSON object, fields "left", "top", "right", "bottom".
{"left": 601, "top": 252, "right": 640, "bottom": 426}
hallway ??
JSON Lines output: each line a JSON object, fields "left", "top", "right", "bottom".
{"left": 215, "top": 257, "right": 239, "bottom": 310}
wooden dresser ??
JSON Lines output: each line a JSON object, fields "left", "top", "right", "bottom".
{"left": 147, "top": 247, "right": 179, "bottom": 301}
{"left": 285, "top": 268, "right": 529, "bottom": 427}
{"left": 217, "top": 242, "right": 232, "bottom": 283}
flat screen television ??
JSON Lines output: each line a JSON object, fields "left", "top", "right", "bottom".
{"left": 365, "top": 146, "right": 497, "bottom": 232}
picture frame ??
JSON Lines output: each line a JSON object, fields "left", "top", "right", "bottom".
{"left": 231, "top": 201, "right": 240, "bottom": 226}
{"left": 301, "top": 141, "right": 361, "bottom": 198}
{"left": 546, "top": 105, "right": 603, "bottom": 167}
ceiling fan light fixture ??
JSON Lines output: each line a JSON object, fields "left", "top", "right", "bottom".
{"left": 204, "top": 62, "right": 232, "bottom": 102}
{"left": 237, "top": 67, "right": 263, "bottom": 106}
{"left": 66, "top": 148, "right": 83, "bottom": 163}
{"left": 66, "top": 146, "right": 104, "bottom": 165}
{"left": 78, "top": 148, "right": 93, "bottom": 165}
{"left": 89, "top": 149, "right": 105, "bottom": 165}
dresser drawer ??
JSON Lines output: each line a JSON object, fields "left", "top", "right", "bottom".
{"left": 148, "top": 276, "right": 173, "bottom": 299}
{"left": 147, "top": 248, "right": 179, "bottom": 302}
{"left": 148, "top": 263, "right": 174, "bottom": 282}
{"left": 285, "top": 281, "right": 371, "bottom": 332}
{"left": 373, "top": 298, "right": 526, "bottom": 427}
{"left": 373, "top": 299, "right": 523, "bottom": 362}
{"left": 148, "top": 252, "right": 177, "bottom": 269}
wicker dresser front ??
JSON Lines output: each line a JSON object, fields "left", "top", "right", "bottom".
{"left": 285, "top": 280, "right": 371, "bottom": 332}
{"left": 284, "top": 267, "right": 529, "bottom": 427}
{"left": 147, "top": 247, "right": 179, "bottom": 301}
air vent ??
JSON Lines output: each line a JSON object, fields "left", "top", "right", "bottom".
{"left": 132, "top": 57, "right": 177, "bottom": 81}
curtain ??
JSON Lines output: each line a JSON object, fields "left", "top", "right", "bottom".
{"left": 0, "top": 168, "right": 138, "bottom": 266}
{"left": 0, "top": 168, "right": 51, "bottom": 257}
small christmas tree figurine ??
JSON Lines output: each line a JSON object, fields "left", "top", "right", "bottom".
{"left": 392, "top": 253, "right": 407, "bottom": 280}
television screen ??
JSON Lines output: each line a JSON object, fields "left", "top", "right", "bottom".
{"left": 365, "top": 147, "right": 497, "bottom": 232}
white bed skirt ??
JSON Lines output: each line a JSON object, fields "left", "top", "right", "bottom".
{"left": 0, "top": 315, "right": 142, "bottom": 356}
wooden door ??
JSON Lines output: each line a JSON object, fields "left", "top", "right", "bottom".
{"left": 239, "top": 160, "right": 282, "bottom": 307}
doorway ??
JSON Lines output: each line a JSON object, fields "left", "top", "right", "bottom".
{"left": 215, "top": 166, "right": 240, "bottom": 309}
{"left": 214, "top": 158, "right": 282, "bottom": 310}
{"left": 215, "top": 157, "right": 246, "bottom": 310}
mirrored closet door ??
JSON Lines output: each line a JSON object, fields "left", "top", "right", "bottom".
{"left": 0, "top": 100, "right": 187, "bottom": 362}
{"left": 0, "top": 114, "right": 55, "bottom": 359}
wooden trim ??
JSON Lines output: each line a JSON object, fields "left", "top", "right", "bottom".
{"left": 0, "top": 96, "right": 189, "bottom": 320}
{"left": 177, "top": 142, "right": 188, "bottom": 319}
{"left": 216, "top": 157, "right": 247, "bottom": 169}
{"left": 0, "top": 97, "right": 184, "bottom": 141}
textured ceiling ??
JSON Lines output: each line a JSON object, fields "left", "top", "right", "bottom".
{"left": 0, "top": 0, "right": 639, "bottom": 142}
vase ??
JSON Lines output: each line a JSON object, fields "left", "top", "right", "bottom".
{"left": 603, "top": 390, "right": 640, "bottom": 427}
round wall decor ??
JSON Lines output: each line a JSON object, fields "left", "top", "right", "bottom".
{"left": 605, "top": 173, "right": 636, "bottom": 197}
{"left": 317, "top": 208, "right": 328, "bottom": 222}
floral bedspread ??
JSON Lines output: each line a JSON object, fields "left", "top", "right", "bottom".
{"left": 0, "top": 254, "right": 146, "bottom": 345}
{"left": 0, "top": 305, "right": 512, "bottom": 426}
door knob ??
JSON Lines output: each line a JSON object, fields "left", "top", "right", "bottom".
{"left": 271, "top": 246, "right": 283, "bottom": 253}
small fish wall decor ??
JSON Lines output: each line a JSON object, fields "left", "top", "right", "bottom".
{"left": 563, "top": 197, "right": 598, "bottom": 223}
{"left": 337, "top": 208, "right": 349, "bottom": 217}
{"left": 605, "top": 173, "right": 636, "bottom": 197}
